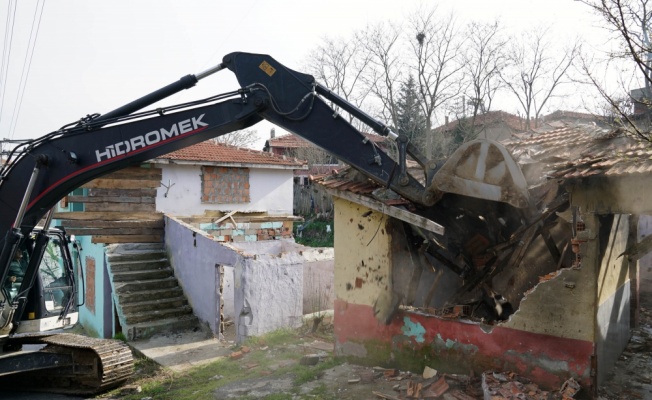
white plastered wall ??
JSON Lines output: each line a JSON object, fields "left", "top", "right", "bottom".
{"left": 155, "top": 163, "right": 294, "bottom": 216}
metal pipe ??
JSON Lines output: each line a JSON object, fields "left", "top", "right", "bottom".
{"left": 41, "top": 208, "right": 55, "bottom": 231}
{"left": 315, "top": 83, "right": 398, "bottom": 140}
{"left": 14, "top": 161, "right": 43, "bottom": 228}
{"left": 95, "top": 62, "right": 227, "bottom": 125}
{"left": 195, "top": 62, "right": 226, "bottom": 80}
{"left": 94, "top": 74, "right": 199, "bottom": 124}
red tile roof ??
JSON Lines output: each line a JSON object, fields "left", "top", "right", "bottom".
{"left": 316, "top": 125, "right": 652, "bottom": 202}
{"left": 267, "top": 132, "right": 386, "bottom": 149}
{"left": 155, "top": 140, "right": 306, "bottom": 168}
{"left": 503, "top": 126, "right": 652, "bottom": 180}
{"left": 434, "top": 110, "right": 605, "bottom": 134}
{"left": 541, "top": 110, "right": 603, "bottom": 122}
{"left": 434, "top": 111, "right": 525, "bottom": 133}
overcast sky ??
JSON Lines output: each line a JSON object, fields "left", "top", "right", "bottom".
{"left": 0, "top": 0, "right": 609, "bottom": 149}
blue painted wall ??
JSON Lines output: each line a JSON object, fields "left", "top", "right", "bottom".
{"left": 70, "top": 235, "right": 113, "bottom": 338}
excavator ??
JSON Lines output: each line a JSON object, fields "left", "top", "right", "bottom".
{"left": 0, "top": 52, "right": 538, "bottom": 394}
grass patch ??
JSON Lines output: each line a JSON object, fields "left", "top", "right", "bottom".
{"left": 112, "top": 332, "right": 127, "bottom": 342}
{"left": 294, "top": 217, "right": 334, "bottom": 247}
{"left": 293, "top": 357, "right": 340, "bottom": 385}
{"left": 98, "top": 327, "right": 340, "bottom": 400}
{"left": 243, "top": 327, "right": 298, "bottom": 347}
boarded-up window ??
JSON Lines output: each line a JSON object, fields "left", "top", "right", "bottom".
{"left": 201, "top": 166, "right": 250, "bottom": 204}
{"left": 85, "top": 256, "right": 96, "bottom": 314}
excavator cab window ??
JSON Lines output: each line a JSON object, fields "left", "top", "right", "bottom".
{"left": 4, "top": 246, "right": 29, "bottom": 302}
{"left": 38, "top": 236, "right": 73, "bottom": 312}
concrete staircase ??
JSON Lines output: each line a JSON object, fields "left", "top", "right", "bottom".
{"left": 106, "top": 243, "right": 200, "bottom": 340}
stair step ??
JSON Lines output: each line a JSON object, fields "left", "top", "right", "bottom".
{"left": 109, "top": 259, "right": 170, "bottom": 273}
{"left": 124, "top": 305, "right": 194, "bottom": 325}
{"left": 126, "top": 314, "right": 200, "bottom": 340}
{"left": 112, "top": 268, "right": 174, "bottom": 282}
{"left": 116, "top": 287, "right": 186, "bottom": 304}
{"left": 107, "top": 243, "right": 164, "bottom": 253}
{"left": 114, "top": 277, "right": 178, "bottom": 293}
{"left": 107, "top": 250, "right": 168, "bottom": 262}
{"left": 120, "top": 296, "right": 189, "bottom": 314}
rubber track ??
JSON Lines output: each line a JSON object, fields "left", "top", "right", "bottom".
{"left": 2, "top": 332, "right": 134, "bottom": 395}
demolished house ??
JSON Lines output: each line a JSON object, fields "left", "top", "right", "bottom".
{"left": 316, "top": 125, "right": 650, "bottom": 394}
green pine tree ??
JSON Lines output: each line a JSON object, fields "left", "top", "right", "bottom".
{"left": 396, "top": 75, "right": 427, "bottom": 147}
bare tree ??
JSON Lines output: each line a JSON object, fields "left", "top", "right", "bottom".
{"left": 578, "top": 0, "right": 652, "bottom": 140}
{"left": 356, "top": 21, "right": 406, "bottom": 128}
{"left": 500, "top": 28, "right": 580, "bottom": 130}
{"left": 305, "top": 36, "right": 373, "bottom": 127}
{"left": 448, "top": 21, "right": 508, "bottom": 142}
{"left": 408, "top": 7, "right": 466, "bottom": 133}
{"left": 212, "top": 129, "right": 259, "bottom": 148}
{"left": 464, "top": 22, "right": 506, "bottom": 119}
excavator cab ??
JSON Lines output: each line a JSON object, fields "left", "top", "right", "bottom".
{"left": 1, "top": 228, "right": 78, "bottom": 336}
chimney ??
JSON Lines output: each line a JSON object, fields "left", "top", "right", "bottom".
{"left": 270, "top": 128, "right": 275, "bottom": 139}
{"left": 445, "top": 115, "right": 449, "bottom": 125}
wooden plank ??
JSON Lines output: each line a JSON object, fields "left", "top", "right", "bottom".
{"left": 101, "top": 167, "right": 162, "bottom": 180}
{"left": 53, "top": 212, "right": 162, "bottom": 221}
{"left": 88, "top": 188, "right": 157, "bottom": 197}
{"left": 84, "top": 203, "right": 155, "bottom": 212}
{"left": 67, "top": 195, "right": 155, "bottom": 204}
{"left": 323, "top": 187, "right": 445, "bottom": 235}
{"left": 182, "top": 215, "right": 303, "bottom": 224}
{"left": 82, "top": 179, "right": 160, "bottom": 189}
{"left": 59, "top": 219, "right": 164, "bottom": 228}
{"left": 64, "top": 227, "right": 163, "bottom": 236}
{"left": 91, "top": 235, "right": 162, "bottom": 244}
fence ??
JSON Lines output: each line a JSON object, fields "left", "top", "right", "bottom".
{"left": 293, "top": 184, "right": 333, "bottom": 216}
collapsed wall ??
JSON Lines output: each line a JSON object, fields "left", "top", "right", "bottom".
{"left": 331, "top": 197, "right": 598, "bottom": 390}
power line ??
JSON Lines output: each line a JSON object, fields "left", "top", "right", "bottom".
{"left": 9, "top": 0, "right": 45, "bottom": 139}
{"left": 0, "top": 0, "right": 17, "bottom": 130}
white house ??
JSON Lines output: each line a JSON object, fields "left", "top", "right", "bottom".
{"left": 153, "top": 140, "right": 306, "bottom": 216}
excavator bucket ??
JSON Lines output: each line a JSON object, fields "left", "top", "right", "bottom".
{"left": 431, "top": 139, "right": 530, "bottom": 209}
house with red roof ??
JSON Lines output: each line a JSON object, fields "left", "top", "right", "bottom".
{"left": 264, "top": 131, "right": 387, "bottom": 186}
{"left": 434, "top": 110, "right": 608, "bottom": 144}
{"left": 153, "top": 140, "right": 306, "bottom": 216}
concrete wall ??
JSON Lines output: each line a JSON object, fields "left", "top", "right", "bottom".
{"left": 234, "top": 252, "right": 304, "bottom": 341}
{"left": 165, "top": 215, "right": 242, "bottom": 334}
{"left": 165, "top": 216, "right": 330, "bottom": 342}
{"left": 232, "top": 241, "right": 335, "bottom": 314}
{"left": 500, "top": 212, "right": 597, "bottom": 343}
{"left": 638, "top": 215, "right": 652, "bottom": 319}
{"left": 156, "top": 164, "right": 294, "bottom": 216}
{"left": 595, "top": 214, "right": 633, "bottom": 385}
{"left": 331, "top": 197, "right": 594, "bottom": 390}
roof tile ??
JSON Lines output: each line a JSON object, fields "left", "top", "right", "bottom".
{"left": 267, "top": 132, "right": 385, "bottom": 149}
{"left": 155, "top": 140, "right": 305, "bottom": 167}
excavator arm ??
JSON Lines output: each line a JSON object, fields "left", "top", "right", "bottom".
{"left": 0, "top": 52, "right": 439, "bottom": 311}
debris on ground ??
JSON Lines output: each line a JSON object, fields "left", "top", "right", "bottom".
{"left": 369, "top": 367, "right": 479, "bottom": 399}
{"left": 422, "top": 366, "right": 437, "bottom": 379}
{"left": 482, "top": 370, "right": 582, "bottom": 400}
{"left": 560, "top": 378, "right": 580, "bottom": 399}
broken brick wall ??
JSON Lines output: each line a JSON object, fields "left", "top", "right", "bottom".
{"left": 332, "top": 197, "right": 594, "bottom": 391}
{"left": 201, "top": 166, "right": 250, "bottom": 204}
